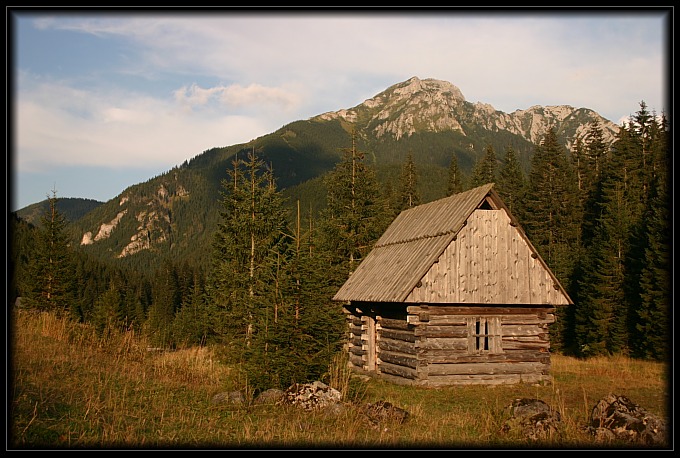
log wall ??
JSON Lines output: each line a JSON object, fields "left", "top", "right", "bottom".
{"left": 344, "top": 302, "right": 556, "bottom": 386}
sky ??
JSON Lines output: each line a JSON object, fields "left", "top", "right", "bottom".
{"left": 8, "top": 7, "right": 671, "bottom": 211}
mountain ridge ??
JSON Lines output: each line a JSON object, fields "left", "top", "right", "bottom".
{"left": 315, "top": 76, "right": 618, "bottom": 146}
{"left": 16, "top": 76, "right": 621, "bottom": 273}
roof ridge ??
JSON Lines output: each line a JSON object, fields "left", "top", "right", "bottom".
{"left": 374, "top": 225, "right": 462, "bottom": 248}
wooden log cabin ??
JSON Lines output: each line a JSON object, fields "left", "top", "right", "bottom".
{"left": 332, "top": 183, "right": 573, "bottom": 386}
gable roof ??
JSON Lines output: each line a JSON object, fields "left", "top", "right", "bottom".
{"left": 332, "top": 183, "right": 572, "bottom": 304}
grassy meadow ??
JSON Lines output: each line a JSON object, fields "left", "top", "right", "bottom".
{"left": 8, "top": 309, "right": 671, "bottom": 450}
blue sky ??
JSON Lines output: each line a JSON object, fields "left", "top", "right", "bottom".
{"left": 8, "top": 8, "right": 671, "bottom": 211}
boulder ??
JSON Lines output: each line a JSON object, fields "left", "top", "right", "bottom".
{"left": 586, "top": 393, "right": 667, "bottom": 446}
{"left": 501, "top": 398, "right": 561, "bottom": 441}
{"left": 282, "top": 381, "right": 342, "bottom": 411}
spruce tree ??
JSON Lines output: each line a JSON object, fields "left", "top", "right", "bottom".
{"left": 92, "top": 279, "right": 124, "bottom": 337}
{"left": 398, "top": 151, "right": 421, "bottom": 211}
{"left": 318, "top": 131, "right": 390, "bottom": 280}
{"left": 172, "top": 270, "right": 210, "bottom": 348}
{"left": 446, "top": 152, "right": 464, "bottom": 196}
{"left": 628, "top": 110, "right": 670, "bottom": 360}
{"left": 523, "top": 128, "right": 581, "bottom": 352}
{"left": 572, "top": 105, "right": 661, "bottom": 357}
{"left": 496, "top": 146, "right": 526, "bottom": 216}
{"left": 633, "top": 143, "right": 670, "bottom": 361}
{"left": 578, "top": 121, "right": 611, "bottom": 248}
{"left": 573, "top": 177, "right": 629, "bottom": 357}
{"left": 207, "top": 151, "right": 291, "bottom": 342}
{"left": 523, "top": 128, "right": 581, "bottom": 283}
{"left": 245, "top": 202, "right": 346, "bottom": 390}
{"left": 469, "top": 144, "right": 498, "bottom": 187}
{"left": 207, "top": 149, "right": 293, "bottom": 390}
{"left": 22, "top": 189, "right": 75, "bottom": 316}
{"left": 146, "top": 259, "right": 181, "bottom": 348}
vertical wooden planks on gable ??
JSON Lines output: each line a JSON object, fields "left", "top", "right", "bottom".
{"left": 497, "top": 211, "right": 509, "bottom": 304}
{"left": 458, "top": 223, "right": 467, "bottom": 302}
{"left": 470, "top": 214, "right": 479, "bottom": 303}
{"left": 514, "top": 226, "right": 529, "bottom": 303}
{"left": 482, "top": 211, "right": 493, "bottom": 303}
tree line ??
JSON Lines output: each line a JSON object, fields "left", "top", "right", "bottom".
{"left": 10, "top": 101, "right": 670, "bottom": 394}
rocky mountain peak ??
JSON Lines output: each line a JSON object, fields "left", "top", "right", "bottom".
{"left": 316, "top": 76, "right": 619, "bottom": 146}
{"left": 389, "top": 76, "right": 466, "bottom": 102}
{"left": 318, "top": 76, "right": 470, "bottom": 140}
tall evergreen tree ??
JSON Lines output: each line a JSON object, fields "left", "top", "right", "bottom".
{"left": 208, "top": 151, "right": 291, "bottom": 341}
{"left": 572, "top": 103, "right": 665, "bottom": 357}
{"left": 397, "top": 151, "right": 421, "bottom": 211}
{"left": 22, "top": 189, "right": 75, "bottom": 316}
{"left": 573, "top": 168, "right": 630, "bottom": 356}
{"left": 523, "top": 128, "right": 581, "bottom": 352}
{"left": 446, "top": 153, "right": 465, "bottom": 196}
{"left": 523, "top": 128, "right": 581, "bottom": 283}
{"left": 92, "top": 279, "right": 124, "bottom": 337}
{"left": 206, "top": 149, "right": 292, "bottom": 390}
{"left": 172, "top": 270, "right": 210, "bottom": 348}
{"left": 146, "top": 259, "right": 181, "bottom": 348}
{"left": 469, "top": 144, "right": 498, "bottom": 187}
{"left": 633, "top": 133, "right": 670, "bottom": 361}
{"left": 496, "top": 146, "right": 526, "bottom": 216}
{"left": 245, "top": 202, "right": 346, "bottom": 390}
{"left": 318, "top": 131, "right": 390, "bottom": 279}
{"left": 578, "top": 121, "right": 611, "bottom": 248}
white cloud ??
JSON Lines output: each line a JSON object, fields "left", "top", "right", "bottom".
{"left": 13, "top": 10, "right": 668, "bottom": 209}
{"left": 174, "top": 82, "right": 301, "bottom": 114}
{"left": 16, "top": 76, "right": 285, "bottom": 173}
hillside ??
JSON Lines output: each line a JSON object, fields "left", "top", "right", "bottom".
{"left": 15, "top": 197, "right": 104, "bottom": 227}
{"left": 17, "top": 76, "right": 620, "bottom": 273}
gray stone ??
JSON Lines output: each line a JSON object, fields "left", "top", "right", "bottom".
{"left": 501, "top": 398, "right": 562, "bottom": 441}
{"left": 586, "top": 394, "right": 667, "bottom": 446}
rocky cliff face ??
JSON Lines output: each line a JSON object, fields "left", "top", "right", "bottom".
{"left": 80, "top": 182, "right": 187, "bottom": 258}
{"left": 316, "top": 76, "right": 619, "bottom": 149}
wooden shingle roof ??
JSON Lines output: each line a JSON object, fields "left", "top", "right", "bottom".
{"left": 332, "top": 183, "right": 571, "bottom": 304}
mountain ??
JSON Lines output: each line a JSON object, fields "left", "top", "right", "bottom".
{"left": 21, "top": 76, "right": 621, "bottom": 273}
{"left": 317, "top": 77, "right": 618, "bottom": 147}
{"left": 15, "top": 197, "right": 104, "bottom": 227}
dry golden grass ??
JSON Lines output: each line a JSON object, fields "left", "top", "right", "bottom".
{"left": 9, "top": 309, "right": 671, "bottom": 449}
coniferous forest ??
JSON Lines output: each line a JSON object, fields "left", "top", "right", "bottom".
{"left": 9, "top": 101, "right": 671, "bottom": 394}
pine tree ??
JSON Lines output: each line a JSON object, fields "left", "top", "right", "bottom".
{"left": 146, "top": 259, "right": 181, "bottom": 348}
{"left": 244, "top": 202, "right": 346, "bottom": 390}
{"left": 397, "top": 151, "right": 421, "bottom": 211}
{"left": 578, "top": 121, "right": 611, "bottom": 248}
{"left": 496, "top": 146, "right": 526, "bottom": 216}
{"left": 633, "top": 138, "right": 670, "bottom": 361}
{"left": 523, "top": 128, "right": 581, "bottom": 352}
{"left": 446, "top": 153, "right": 465, "bottom": 196}
{"left": 573, "top": 177, "right": 629, "bottom": 356}
{"left": 206, "top": 149, "right": 293, "bottom": 391}
{"left": 92, "top": 279, "right": 124, "bottom": 337}
{"left": 469, "top": 144, "right": 498, "bottom": 187}
{"left": 22, "top": 189, "right": 75, "bottom": 316}
{"left": 318, "top": 131, "right": 390, "bottom": 280}
{"left": 523, "top": 128, "right": 581, "bottom": 283}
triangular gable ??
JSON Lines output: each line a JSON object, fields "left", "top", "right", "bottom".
{"left": 333, "top": 184, "right": 493, "bottom": 302}
{"left": 407, "top": 208, "right": 572, "bottom": 305}
{"left": 333, "top": 183, "right": 573, "bottom": 305}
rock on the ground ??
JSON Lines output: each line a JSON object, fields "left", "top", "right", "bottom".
{"left": 501, "top": 398, "right": 562, "bottom": 441}
{"left": 586, "top": 393, "right": 667, "bottom": 446}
